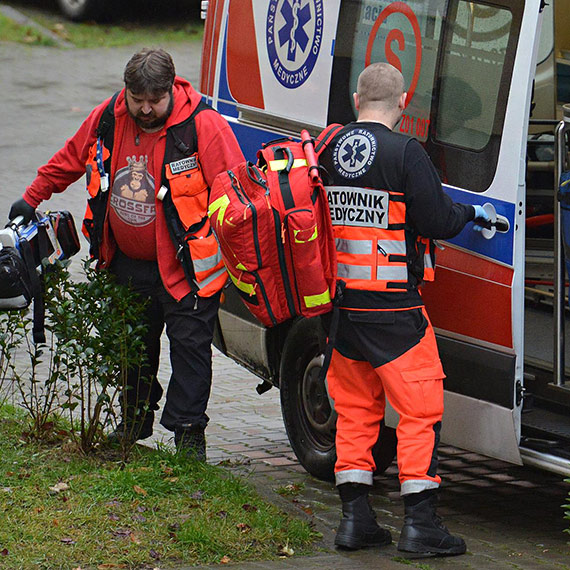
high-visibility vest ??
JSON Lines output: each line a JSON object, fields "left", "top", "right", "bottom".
{"left": 84, "top": 96, "right": 226, "bottom": 297}
{"left": 326, "top": 185, "right": 435, "bottom": 292}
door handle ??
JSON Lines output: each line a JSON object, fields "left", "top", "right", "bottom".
{"left": 477, "top": 202, "right": 510, "bottom": 239}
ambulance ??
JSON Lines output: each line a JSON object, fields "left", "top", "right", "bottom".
{"left": 200, "top": 0, "right": 570, "bottom": 481}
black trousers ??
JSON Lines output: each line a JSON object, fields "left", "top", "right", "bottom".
{"left": 110, "top": 250, "right": 220, "bottom": 431}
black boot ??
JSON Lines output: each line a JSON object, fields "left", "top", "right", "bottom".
{"left": 397, "top": 490, "right": 466, "bottom": 555}
{"left": 335, "top": 483, "right": 392, "bottom": 550}
{"left": 108, "top": 410, "right": 154, "bottom": 444}
{"left": 175, "top": 423, "right": 206, "bottom": 462}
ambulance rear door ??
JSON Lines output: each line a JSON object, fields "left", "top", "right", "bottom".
{"left": 325, "top": 0, "right": 544, "bottom": 464}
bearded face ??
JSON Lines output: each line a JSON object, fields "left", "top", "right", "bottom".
{"left": 125, "top": 89, "right": 174, "bottom": 131}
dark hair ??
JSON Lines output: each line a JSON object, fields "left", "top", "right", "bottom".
{"left": 123, "top": 48, "right": 176, "bottom": 96}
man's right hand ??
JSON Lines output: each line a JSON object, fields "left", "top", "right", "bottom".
{"left": 9, "top": 198, "right": 36, "bottom": 224}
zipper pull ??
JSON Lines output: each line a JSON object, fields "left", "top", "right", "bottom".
{"left": 377, "top": 243, "right": 387, "bottom": 256}
{"left": 281, "top": 223, "right": 286, "bottom": 243}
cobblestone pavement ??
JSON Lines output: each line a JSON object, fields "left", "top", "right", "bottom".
{"left": 0, "top": 34, "right": 569, "bottom": 570}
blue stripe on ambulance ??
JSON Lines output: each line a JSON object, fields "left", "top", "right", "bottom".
{"left": 443, "top": 185, "right": 515, "bottom": 266}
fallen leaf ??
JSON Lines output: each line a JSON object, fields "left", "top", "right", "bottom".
{"left": 242, "top": 503, "right": 258, "bottom": 512}
{"left": 129, "top": 533, "right": 141, "bottom": 544}
{"left": 216, "top": 511, "right": 228, "bottom": 519}
{"left": 190, "top": 490, "right": 204, "bottom": 500}
{"left": 97, "top": 564, "right": 128, "bottom": 569}
{"left": 220, "top": 555, "right": 231, "bottom": 564}
{"left": 0, "top": 548, "right": 8, "bottom": 556}
{"left": 52, "top": 519, "right": 59, "bottom": 526}
{"left": 165, "top": 477, "right": 179, "bottom": 483}
{"left": 49, "top": 482, "right": 69, "bottom": 493}
{"left": 133, "top": 485, "right": 147, "bottom": 496}
{"left": 236, "top": 523, "right": 251, "bottom": 533}
{"left": 162, "top": 466, "right": 174, "bottom": 475}
{"left": 279, "top": 544, "right": 295, "bottom": 557}
{"left": 60, "top": 537, "right": 75, "bottom": 545}
{"left": 149, "top": 549, "right": 160, "bottom": 560}
{"left": 108, "top": 514, "right": 120, "bottom": 521}
{"left": 112, "top": 529, "right": 132, "bottom": 538}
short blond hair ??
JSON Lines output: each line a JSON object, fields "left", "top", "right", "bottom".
{"left": 357, "top": 62, "right": 404, "bottom": 111}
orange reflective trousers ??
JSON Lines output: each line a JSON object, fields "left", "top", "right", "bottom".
{"left": 327, "top": 306, "right": 444, "bottom": 495}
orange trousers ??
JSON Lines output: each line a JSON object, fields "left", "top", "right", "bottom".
{"left": 327, "top": 306, "right": 444, "bottom": 495}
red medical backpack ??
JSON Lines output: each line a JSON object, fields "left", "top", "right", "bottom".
{"left": 208, "top": 125, "right": 342, "bottom": 327}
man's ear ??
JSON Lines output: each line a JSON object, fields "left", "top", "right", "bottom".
{"left": 399, "top": 91, "right": 408, "bottom": 110}
{"left": 353, "top": 92, "right": 360, "bottom": 111}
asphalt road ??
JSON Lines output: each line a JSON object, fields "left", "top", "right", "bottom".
{"left": 0, "top": 25, "right": 569, "bottom": 570}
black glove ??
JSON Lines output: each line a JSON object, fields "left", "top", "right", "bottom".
{"left": 9, "top": 198, "right": 36, "bottom": 225}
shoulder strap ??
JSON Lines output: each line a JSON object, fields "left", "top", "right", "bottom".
{"left": 314, "top": 123, "right": 344, "bottom": 156}
{"left": 96, "top": 90, "right": 120, "bottom": 153}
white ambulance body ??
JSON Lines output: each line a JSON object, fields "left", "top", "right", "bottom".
{"left": 201, "top": 0, "right": 570, "bottom": 480}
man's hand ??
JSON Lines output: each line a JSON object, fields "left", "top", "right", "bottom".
{"left": 9, "top": 198, "right": 35, "bottom": 224}
{"left": 472, "top": 204, "right": 491, "bottom": 232}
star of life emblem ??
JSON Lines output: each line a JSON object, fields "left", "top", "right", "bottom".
{"left": 266, "top": 0, "right": 324, "bottom": 89}
{"left": 333, "top": 128, "right": 377, "bottom": 179}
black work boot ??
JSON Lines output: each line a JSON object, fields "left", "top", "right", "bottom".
{"left": 398, "top": 490, "right": 466, "bottom": 555}
{"left": 335, "top": 483, "right": 392, "bottom": 550}
{"left": 175, "top": 423, "right": 206, "bottom": 462}
{"left": 107, "top": 411, "right": 154, "bottom": 445}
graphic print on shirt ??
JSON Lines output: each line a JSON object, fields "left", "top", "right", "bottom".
{"left": 110, "top": 155, "right": 156, "bottom": 226}
{"left": 332, "top": 128, "right": 377, "bottom": 179}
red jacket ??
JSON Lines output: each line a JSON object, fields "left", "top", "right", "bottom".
{"left": 24, "top": 77, "right": 244, "bottom": 301}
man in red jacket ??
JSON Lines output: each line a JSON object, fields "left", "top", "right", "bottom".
{"left": 9, "top": 48, "right": 244, "bottom": 459}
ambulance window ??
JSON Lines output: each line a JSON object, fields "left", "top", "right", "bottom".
{"left": 434, "top": 3, "right": 512, "bottom": 150}
{"left": 328, "top": 0, "right": 446, "bottom": 141}
{"left": 329, "top": 0, "right": 523, "bottom": 193}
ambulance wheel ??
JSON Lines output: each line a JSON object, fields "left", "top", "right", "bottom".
{"left": 279, "top": 317, "right": 398, "bottom": 482}
{"left": 279, "top": 317, "right": 337, "bottom": 482}
{"left": 56, "top": 0, "right": 108, "bottom": 21}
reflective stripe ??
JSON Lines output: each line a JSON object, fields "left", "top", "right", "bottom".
{"left": 335, "top": 469, "right": 374, "bottom": 486}
{"left": 424, "top": 253, "right": 434, "bottom": 270}
{"left": 269, "top": 158, "right": 307, "bottom": 171}
{"left": 207, "top": 194, "right": 230, "bottom": 226}
{"left": 377, "top": 265, "right": 408, "bottom": 281}
{"left": 295, "top": 226, "right": 317, "bottom": 243}
{"left": 198, "top": 266, "right": 227, "bottom": 289}
{"left": 338, "top": 263, "right": 371, "bottom": 280}
{"left": 377, "top": 239, "right": 406, "bottom": 255}
{"left": 336, "top": 238, "right": 372, "bottom": 255}
{"left": 193, "top": 250, "right": 223, "bottom": 274}
{"left": 304, "top": 289, "right": 331, "bottom": 308}
{"left": 228, "top": 270, "right": 255, "bottom": 296}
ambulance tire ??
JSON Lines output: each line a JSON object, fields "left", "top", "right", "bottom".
{"left": 279, "top": 317, "right": 397, "bottom": 482}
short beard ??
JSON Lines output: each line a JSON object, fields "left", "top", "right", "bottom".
{"left": 127, "top": 91, "right": 174, "bottom": 131}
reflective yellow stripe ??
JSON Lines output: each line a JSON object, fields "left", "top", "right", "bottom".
{"left": 304, "top": 289, "right": 331, "bottom": 308}
{"left": 228, "top": 269, "right": 255, "bottom": 296}
{"left": 294, "top": 226, "right": 318, "bottom": 243}
{"left": 207, "top": 194, "right": 230, "bottom": 226}
{"left": 269, "top": 158, "right": 307, "bottom": 171}
{"left": 236, "top": 262, "right": 247, "bottom": 271}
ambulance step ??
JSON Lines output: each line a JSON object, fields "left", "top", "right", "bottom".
{"left": 521, "top": 407, "right": 570, "bottom": 449}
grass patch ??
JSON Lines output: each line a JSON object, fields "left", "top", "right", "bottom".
{"left": 0, "top": 12, "right": 57, "bottom": 45}
{"left": 0, "top": 3, "right": 203, "bottom": 48}
{"left": 0, "top": 406, "right": 318, "bottom": 569}
{"left": 30, "top": 13, "right": 203, "bottom": 48}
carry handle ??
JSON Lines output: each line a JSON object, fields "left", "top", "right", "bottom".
{"left": 274, "top": 146, "right": 294, "bottom": 174}
{"left": 301, "top": 129, "right": 320, "bottom": 184}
